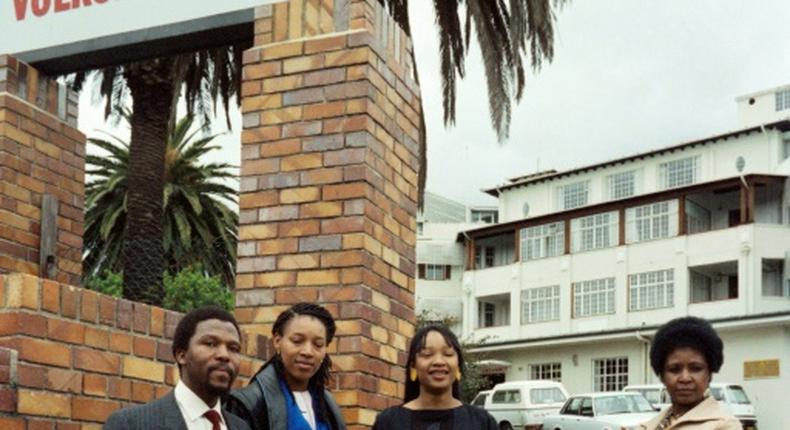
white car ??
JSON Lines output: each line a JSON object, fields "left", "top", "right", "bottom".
{"left": 541, "top": 392, "right": 658, "bottom": 430}
{"left": 484, "top": 380, "right": 569, "bottom": 430}
{"left": 471, "top": 389, "right": 492, "bottom": 408}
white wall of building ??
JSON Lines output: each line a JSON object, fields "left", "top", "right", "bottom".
{"left": 736, "top": 86, "right": 790, "bottom": 129}
{"left": 464, "top": 224, "right": 790, "bottom": 343}
{"left": 715, "top": 325, "right": 790, "bottom": 430}
{"left": 497, "top": 130, "right": 783, "bottom": 223}
{"left": 482, "top": 323, "right": 789, "bottom": 430}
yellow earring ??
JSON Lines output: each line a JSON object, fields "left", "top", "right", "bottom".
{"left": 409, "top": 368, "right": 417, "bottom": 381}
{"left": 455, "top": 369, "right": 462, "bottom": 381}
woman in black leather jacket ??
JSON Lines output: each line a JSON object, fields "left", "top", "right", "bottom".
{"left": 227, "top": 303, "right": 346, "bottom": 430}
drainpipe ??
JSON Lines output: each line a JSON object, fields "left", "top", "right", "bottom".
{"left": 635, "top": 323, "right": 651, "bottom": 384}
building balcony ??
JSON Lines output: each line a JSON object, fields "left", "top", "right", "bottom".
{"left": 461, "top": 223, "right": 790, "bottom": 344}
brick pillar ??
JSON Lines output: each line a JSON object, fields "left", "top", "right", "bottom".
{"left": 0, "top": 56, "right": 84, "bottom": 286}
{"left": 235, "top": 1, "right": 421, "bottom": 428}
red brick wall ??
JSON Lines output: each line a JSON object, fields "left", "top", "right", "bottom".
{"left": 0, "top": 273, "right": 266, "bottom": 429}
{"left": 236, "top": 1, "right": 420, "bottom": 428}
{"left": 0, "top": 56, "right": 84, "bottom": 286}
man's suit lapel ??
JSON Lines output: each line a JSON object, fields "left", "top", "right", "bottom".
{"left": 223, "top": 409, "right": 249, "bottom": 430}
{"left": 157, "top": 392, "right": 189, "bottom": 430}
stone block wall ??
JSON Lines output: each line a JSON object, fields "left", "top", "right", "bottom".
{"left": 0, "top": 273, "right": 266, "bottom": 429}
{"left": 0, "top": 56, "right": 84, "bottom": 286}
{"left": 236, "top": 1, "right": 421, "bottom": 428}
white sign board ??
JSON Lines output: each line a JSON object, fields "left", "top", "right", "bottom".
{"left": 1, "top": 0, "right": 275, "bottom": 69}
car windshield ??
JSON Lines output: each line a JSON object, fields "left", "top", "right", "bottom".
{"left": 632, "top": 389, "right": 661, "bottom": 404}
{"left": 726, "top": 386, "right": 751, "bottom": 404}
{"left": 709, "top": 387, "right": 724, "bottom": 401}
{"left": 472, "top": 394, "right": 488, "bottom": 406}
{"left": 530, "top": 387, "right": 567, "bottom": 404}
{"left": 594, "top": 395, "right": 655, "bottom": 415}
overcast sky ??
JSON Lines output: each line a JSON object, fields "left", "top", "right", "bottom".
{"left": 79, "top": 0, "right": 790, "bottom": 206}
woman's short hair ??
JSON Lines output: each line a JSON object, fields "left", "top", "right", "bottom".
{"left": 649, "top": 316, "right": 724, "bottom": 376}
{"left": 404, "top": 324, "right": 465, "bottom": 402}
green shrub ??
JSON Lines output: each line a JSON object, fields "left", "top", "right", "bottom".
{"left": 84, "top": 266, "right": 233, "bottom": 313}
{"left": 163, "top": 264, "right": 234, "bottom": 313}
{"left": 84, "top": 270, "right": 123, "bottom": 298}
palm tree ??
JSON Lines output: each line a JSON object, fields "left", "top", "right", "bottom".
{"left": 84, "top": 114, "right": 238, "bottom": 291}
{"left": 73, "top": 1, "right": 563, "bottom": 301}
{"left": 70, "top": 46, "right": 248, "bottom": 304}
{"left": 384, "top": 0, "right": 566, "bottom": 205}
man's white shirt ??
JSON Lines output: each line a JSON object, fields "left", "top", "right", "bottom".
{"left": 174, "top": 380, "right": 228, "bottom": 430}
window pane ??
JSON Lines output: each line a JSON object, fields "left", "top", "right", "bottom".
{"left": 529, "top": 362, "right": 562, "bottom": 382}
{"left": 573, "top": 278, "right": 616, "bottom": 318}
{"left": 607, "top": 171, "right": 636, "bottom": 200}
{"left": 629, "top": 269, "right": 674, "bottom": 311}
{"left": 626, "top": 200, "right": 678, "bottom": 243}
{"left": 522, "top": 286, "right": 561, "bottom": 323}
{"left": 659, "top": 157, "right": 699, "bottom": 189}
{"left": 571, "top": 211, "right": 619, "bottom": 252}
{"left": 593, "top": 358, "right": 629, "bottom": 391}
{"left": 557, "top": 181, "right": 589, "bottom": 210}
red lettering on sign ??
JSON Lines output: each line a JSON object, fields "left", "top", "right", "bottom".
{"left": 13, "top": 0, "right": 28, "bottom": 20}
{"left": 54, "top": 0, "right": 70, "bottom": 12}
{"left": 31, "top": 0, "right": 51, "bottom": 17}
{"left": 13, "top": 0, "right": 110, "bottom": 20}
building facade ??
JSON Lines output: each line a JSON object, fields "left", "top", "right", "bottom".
{"left": 454, "top": 87, "right": 790, "bottom": 429}
{"left": 415, "top": 192, "right": 496, "bottom": 331}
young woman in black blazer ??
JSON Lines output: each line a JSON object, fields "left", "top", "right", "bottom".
{"left": 372, "top": 324, "right": 497, "bottom": 430}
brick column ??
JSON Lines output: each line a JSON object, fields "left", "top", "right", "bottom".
{"left": 235, "top": 1, "right": 421, "bottom": 428}
{"left": 0, "top": 56, "right": 84, "bottom": 286}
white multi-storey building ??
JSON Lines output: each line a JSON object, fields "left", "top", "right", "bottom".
{"left": 415, "top": 192, "right": 497, "bottom": 331}
{"left": 455, "top": 87, "right": 790, "bottom": 429}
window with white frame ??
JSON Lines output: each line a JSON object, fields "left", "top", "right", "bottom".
{"left": 424, "top": 264, "right": 448, "bottom": 280}
{"left": 659, "top": 156, "right": 699, "bottom": 189}
{"left": 571, "top": 211, "right": 619, "bottom": 252}
{"left": 761, "top": 259, "right": 788, "bottom": 297}
{"left": 629, "top": 269, "right": 674, "bottom": 311}
{"left": 521, "top": 222, "right": 565, "bottom": 261}
{"left": 607, "top": 171, "right": 637, "bottom": 200}
{"left": 573, "top": 278, "right": 615, "bottom": 318}
{"left": 685, "top": 199, "right": 711, "bottom": 234}
{"left": 593, "top": 357, "right": 629, "bottom": 392}
{"left": 556, "top": 181, "right": 590, "bottom": 210}
{"left": 474, "top": 246, "right": 497, "bottom": 269}
{"left": 625, "top": 200, "right": 679, "bottom": 243}
{"left": 471, "top": 209, "right": 498, "bottom": 224}
{"left": 530, "top": 362, "right": 562, "bottom": 382}
{"left": 478, "top": 302, "right": 496, "bottom": 328}
{"left": 776, "top": 90, "right": 790, "bottom": 111}
{"left": 521, "top": 285, "right": 560, "bottom": 324}
{"left": 484, "top": 246, "right": 495, "bottom": 267}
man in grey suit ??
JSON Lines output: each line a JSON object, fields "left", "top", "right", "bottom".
{"left": 104, "top": 306, "right": 251, "bottom": 430}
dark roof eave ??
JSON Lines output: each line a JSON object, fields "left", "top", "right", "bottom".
{"left": 483, "top": 120, "right": 790, "bottom": 197}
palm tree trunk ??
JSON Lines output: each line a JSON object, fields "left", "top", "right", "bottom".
{"left": 121, "top": 59, "right": 176, "bottom": 305}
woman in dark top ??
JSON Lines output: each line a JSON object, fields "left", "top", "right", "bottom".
{"left": 227, "top": 303, "right": 346, "bottom": 430}
{"left": 372, "top": 324, "right": 498, "bottom": 430}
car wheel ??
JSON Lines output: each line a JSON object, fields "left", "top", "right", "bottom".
{"left": 499, "top": 422, "right": 513, "bottom": 430}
